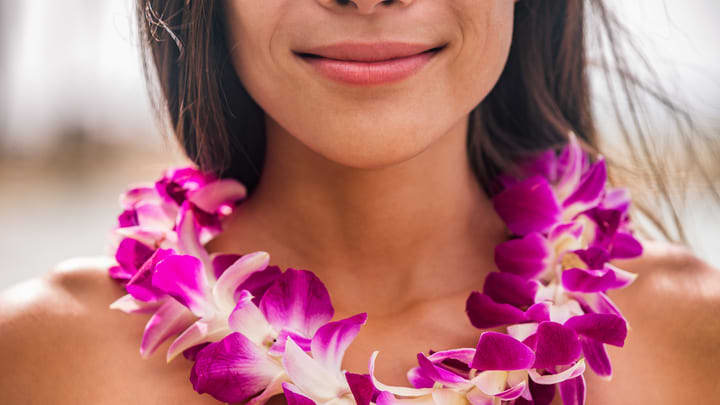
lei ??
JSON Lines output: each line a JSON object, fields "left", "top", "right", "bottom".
{"left": 108, "top": 134, "right": 642, "bottom": 405}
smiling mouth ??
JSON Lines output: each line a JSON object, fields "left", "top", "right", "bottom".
{"left": 293, "top": 43, "right": 448, "bottom": 86}
{"left": 294, "top": 44, "right": 447, "bottom": 63}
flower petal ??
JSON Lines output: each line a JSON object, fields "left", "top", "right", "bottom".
{"left": 431, "top": 388, "right": 468, "bottom": 405}
{"left": 188, "top": 178, "right": 247, "bottom": 214}
{"left": 135, "top": 201, "right": 175, "bottom": 230}
{"left": 228, "top": 290, "right": 276, "bottom": 346}
{"left": 561, "top": 266, "right": 637, "bottom": 293}
{"left": 166, "top": 318, "right": 229, "bottom": 362}
{"left": 126, "top": 248, "right": 174, "bottom": 302}
{"left": 406, "top": 366, "right": 435, "bottom": 389}
{"left": 109, "top": 294, "right": 163, "bottom": 314}
{"left": 213, "top": 252, "right": 270, "bottom": 312}
{"left": 369, "top": 351, "right": 433, "bottom": 397}
{"left": 483, "top": 272, "right": 539, "bottom": 308}
{"left": 493, "top": 176, "right": 562, "bottom": 235}
{"left": 579, "top": 337, "right": 612, "bottom": 378}
{"left": 528, "top": 359, "right": 586, "bottom": 385}
{"left": 140, "top": 299, "right": 195, "bottom": 358}
{"left": 345, "top": 372, "right": 378, "bottom": 405}
{"left": 236, "top": 265, "right": 283, "bottom": 305}
{"left": 311, "top": 313, "right": 368, "bottom": 377}
{"left": 152, "top": 254, "right": 214, "bottom": 318}
{"left": 558, "top": 375, "right": 586, "bottom": 405}
{"left": 282, "top": 383, "right": 318, "bottom": 405}
{"left": 260, "top": 268, "right": 334, "bottom": 338}
{"left": 466, "top": 292, "right": 527, "bottom": 329}
{"left": 211, "top": 253, "right": 242, "bottom": 279}
{"left": 114, "top": 237, "right": 154, "bottom": 278}
{"left": 416, "top": 353, "right": 469, "bottom": 387}
{"left": 562, "top": 160, "right": 607, "bottom": 217}
{"left": 533, "top": 322, "right": 582, "bottom": 369}
{"left": 472, "top": 332, "right": 535, "bottom": 371}
{"left": 494, "top": 233, "right": 552, "bottom": 279}
{"left": 176, "top": 204, "right": 212, "bottom": 275}
{"left": 190, "top": 332, "right": 284, "bottom": 403}
{"left": 282, "top": 337, "right": 347, "bottom": 401}
{"left": 609, "top": 232, "right": 643, "bottom": 259}
{"left": 495, "top": 380, "right": 527, "bottom": 400}
{"left": 564, "top": 313, "right": 627, "bottom": 347}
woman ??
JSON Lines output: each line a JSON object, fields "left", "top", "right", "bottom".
{"left": 1, "top": 1, "right": 718, "bottom": 404}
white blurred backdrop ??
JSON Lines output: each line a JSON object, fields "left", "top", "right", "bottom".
{"left": 0, "top": 0, "right": 718, "bottom": 289}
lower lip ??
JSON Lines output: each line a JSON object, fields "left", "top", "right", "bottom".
{"left": 298, "top": 49, "right": 441, "bottom": 86}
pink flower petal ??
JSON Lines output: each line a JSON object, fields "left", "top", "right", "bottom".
{"left": 188, "top": 178, "right": 247, "bottom": 213}
{"left": 125, "top": 248, "right": 174, "bottom": 302}
{"left": 416, "top": 353, "right": 468, "bottom": 387}
{"left": 561, "top": 266, "right": 637, "bottom": 293}
{"left": 311, "top": 313, "right": 367, "bottom": 376}
{"left": 190, "top": 332, "right": 284, "bottom": 403}
{"left": 282, "top": 338, "right": 346, "bottom": 400}
{"left": 579, "top": 337, "right": 612, "bottom": 377}
{"left": 562, "top": 160, "right": 607, "bottom": 217}
{"left": 345, "top": 372, "right": 378, "bottom": 405}
{"left": 472, "top": 332, "right": 535, "bottom": 371}
{"left": 152, "top": 254, "right": 214, "bottom": 318}
{"left": 166, "top": 318, "right": 229, "bottom": 361}
{"left": 228, "top": 290, "right": 276, "bottom": 346}
{"left": 558, "top": 375, "right": 586, "bottom": 405}
{"left": 564, "top": 313, "right": 627, "bottom": 347}
{"left": 109, "top": 294, "right": 163, "bottom": 314}
{"left": 140, "top": 299, "right": 195, "bottom": 358}
{"left": 533, "top": 322, "right": 582, "bottom": 369}
{"left": 211, "top": 253, "right": 242, "bottom": 279}
{"left": 260, "top": 269, "right": 334, "bottom": 338}
{"left": 466, "top": 292, "right": 527, "bottom": 329}
{"left": 213, "top": 252, "right": 270, "bottom": 312}
{"left": 528, "top": 359, "right": 586, "bottom": 385}
{"left": 369, "top": 351, "right": 433, "bottom": 397}
{"left": 609, "top": 232, "right": 643, "bottom": 259}
{"left": 494, "top": 233, "right": 552, "bottom": 279}
{"left": 282, "top": 383, "right": 317, "bottom": 405}
{"left": 493, "top": 176, "right": 562, "bottom": 235}
{"left": 176, "top": 204, "right": 212, "bottom": 275}
{"left": 114, "top": 237, "right": 154, "bottom": 280}
{"left": 483, "top": 272, "right": 539, "bottom": 308}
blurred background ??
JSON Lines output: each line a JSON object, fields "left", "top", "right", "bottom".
{"left": 0, "top": 0, "right": 718, "bottom": 289}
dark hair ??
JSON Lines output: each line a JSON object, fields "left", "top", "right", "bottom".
{"left": 136, "top": 0, "right": 715, "bottom": 242}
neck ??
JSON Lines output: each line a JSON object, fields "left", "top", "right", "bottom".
{"left": 207, "top": 114, "right": 507, "bottom": 316}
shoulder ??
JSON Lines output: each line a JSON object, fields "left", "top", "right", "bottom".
{"left": 602, "top": 240, "right": 720, "bottom": 401}
{"left": 0, "top": 257, "right": 210, "bottom": 404}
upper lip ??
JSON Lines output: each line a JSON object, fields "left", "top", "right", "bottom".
{"left": 295, "top": 42, "right": 445, "bottom": 62}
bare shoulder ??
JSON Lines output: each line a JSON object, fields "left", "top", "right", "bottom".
{"left": 594, "top": 240, "right": 720, "bottom": 403}
{"left": 0, "top": 257, "right": 212, "bottom": 405}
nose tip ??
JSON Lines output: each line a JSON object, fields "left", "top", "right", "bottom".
{"left": 318, "top": 0, "right": 413, "bottom": 14}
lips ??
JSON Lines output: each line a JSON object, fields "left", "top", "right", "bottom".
{"left": 295, "top": 42, "right": 446, "bottom": 62}
{"left": 294, "top": 41, "right": 447, "bottom": 85}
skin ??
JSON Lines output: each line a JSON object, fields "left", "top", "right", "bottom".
{"left": 0, "top": 0, "right": 718, "bottom": 404}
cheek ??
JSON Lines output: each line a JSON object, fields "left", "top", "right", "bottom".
{"left": 446, "top": 1, "right": 515, "bottom": 114}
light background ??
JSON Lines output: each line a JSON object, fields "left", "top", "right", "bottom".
{"left": 1, "top": 1, "right": 718, "bottom": 289}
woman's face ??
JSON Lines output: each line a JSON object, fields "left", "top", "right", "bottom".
{"left": 224, "top": 0, "right": 515, "bottom": 168}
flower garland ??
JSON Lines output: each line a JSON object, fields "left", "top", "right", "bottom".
{"left": 108, "top": 134, "right": 642, "bottom": 405}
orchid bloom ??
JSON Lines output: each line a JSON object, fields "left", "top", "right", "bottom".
{"left": 188, "top": 268, "right": 368, "bottom": 404}
{"left": 281, "top": 313, "right": 369, "bottom": 405}
{"left": 370, "top": 332, "right": 584, "bottom": 405}
{"left": 109, "top": 167, "right": 246, "bottom": 283}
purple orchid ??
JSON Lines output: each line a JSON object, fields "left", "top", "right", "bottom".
{"left": 189, "top": 270, "right": 367, "bottom": 404}
{"left": 371, "top": 332, "right": 584, "bottom": 405}
{"left": 109, "top": 166, "right": 246, "bottom": 283}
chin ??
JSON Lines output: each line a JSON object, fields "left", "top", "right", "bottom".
{"left": 296, "top": 118, "right": 449, "bottom": 170}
